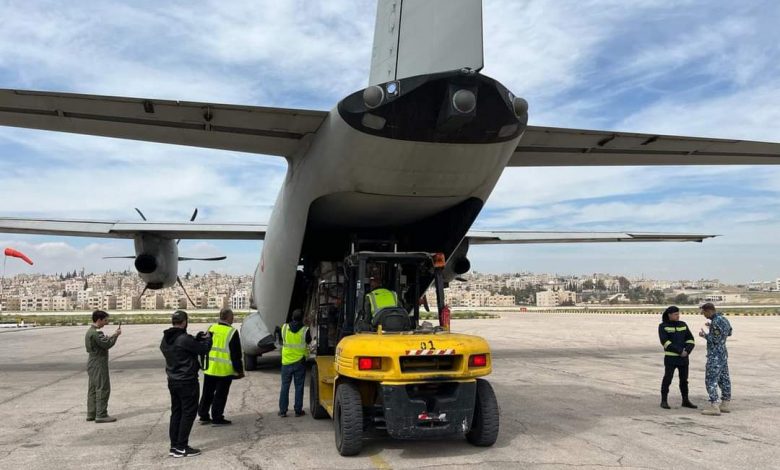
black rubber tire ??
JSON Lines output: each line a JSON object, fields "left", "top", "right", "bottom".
{"left": 309, "top": 364, "right": 329, "bottom": 419}
{"left": 334, "top": 382, "right": 363, "bottom": 456}
{"left": 466, "top": 378, "right": 500, "bottom": 446}
{"left": 244, "top": 353, "right": 257, "bottom": 371}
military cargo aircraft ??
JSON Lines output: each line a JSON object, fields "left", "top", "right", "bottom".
{"left": 0, "top": 0, "right": 777, "bottom": 365}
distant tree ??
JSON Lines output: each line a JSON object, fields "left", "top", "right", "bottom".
{"left": 582, "top": 280, "right": 594, "bottom": 290}
{"left": 617, "top": 276, "right": 631, "bottom": 292}
{"left": 560, "top": 299, "right": 575, "bottom": 306}
{"left": 673, "top": 293, "right": 689, "bottom": 305}
{"left": 595, "top": 280, "right": 607, "bottom": 291}
{"left": 627, "top": 286, "right": 645, "bottom": 302}
{"left": 648, "top": 290, "right": 666, "bottom": 304}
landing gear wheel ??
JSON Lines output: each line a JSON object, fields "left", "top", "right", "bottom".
{"left": 309, "top": 364, "right": 329, "bottom": 419}
{"left": 244, "top": 353, "right": 257, "bottom": 371}
{"left": 334, "top": 382, "right": 363, "bottom": 456}
{"left": 466, "top": 378, "right": 500, "bottom": 446}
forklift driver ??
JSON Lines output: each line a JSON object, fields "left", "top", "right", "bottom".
{"left": 364, "top": 273, "right": 400, "bottom": 318}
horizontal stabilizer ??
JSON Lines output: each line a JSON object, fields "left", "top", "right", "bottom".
{"left": 510, "top": 126, "right": 780, "bottom": 166}
{"left": 467, "top": 231, "right": 716, "bottom": 244}
{"left": 0, "top": 217, "right": 267, "bottom": 240}
{"left": 0, "top": 89, "right": 327, "bottom": 158}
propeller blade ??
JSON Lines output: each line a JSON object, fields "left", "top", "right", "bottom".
{"left": 455, "top": 277, "right": 467, "bottom": 282}
{"left": 177, "top": 276, "right": 196, "bottom": 308}
{"left": 134, "top": 208, "right": 147, "bottom": 221}
{"left": 420, "top": 294, "right": 430, "bottom": 312}
{"left": 137, "top": 284, "right": 150, "bottom": 302}
{"left": 177, "top": 208, "right": 200, "bottom": 245}
{"left": 178, "top": 256, "right": 227, "bottom": 261}
{"left": 102, "top": 256, "right": 136, "bottom": 259}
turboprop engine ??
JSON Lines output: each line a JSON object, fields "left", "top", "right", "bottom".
{"left": 103, "top": 208, "right": 227, "bottom": 305}
{"left": 443, "top": 239, "right": 471, "bottom": 283}
{"left": 133, "top": 234, "right": 179, "bottom": 289}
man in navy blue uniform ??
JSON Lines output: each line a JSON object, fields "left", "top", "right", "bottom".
{"left": 699, "top": 303, "right": 733, "bottom": 416}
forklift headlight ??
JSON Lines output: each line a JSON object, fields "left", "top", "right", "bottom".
{"left": 358, "top": 357, "right": 382, "bottom": 370}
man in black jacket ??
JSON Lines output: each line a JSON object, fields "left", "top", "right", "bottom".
{"left": 160, "top": 310, "right": 212, "bottom": 458}
{"left": 658, "top": 306, "right": 697, "bottom": 409}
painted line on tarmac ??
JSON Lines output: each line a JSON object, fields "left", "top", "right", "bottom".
{"left": 370, "top": 453, "right": 392, "bottom": 469}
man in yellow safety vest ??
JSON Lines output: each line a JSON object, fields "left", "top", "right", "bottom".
{"left": 198, "top": 308, "right": 244, "bottom": 426}
{"left": 364, "top": 273, "right": 400, "bottom": 319}
{"left": 278, "top": 309, "right": 311, "bottom": 417}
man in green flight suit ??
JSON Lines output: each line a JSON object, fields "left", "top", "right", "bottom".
{"left": 85, "top": 309, "right": 122, "bottom": 423}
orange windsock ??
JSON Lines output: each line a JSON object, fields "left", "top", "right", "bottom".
{"left": 4, "top": 248, "right": 33, "bottom": 265}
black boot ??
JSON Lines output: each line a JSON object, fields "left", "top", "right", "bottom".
{"left": 660, "top": 395, "right": 670, "bottom": 409}
{"left": 681, "top": 397, "right": 697, "bottom": 409}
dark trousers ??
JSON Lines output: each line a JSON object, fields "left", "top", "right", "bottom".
{"left": 199, "top": 374, "right": 233, "bottom": 420}
{"left": 168, "top": 381, "right": 199, "bottom": 449}
{"left": 661, "top": 362, "right": 689, "bottom": 400}
{"left": 279, "top": 361, "right": 306, "bottom": 413}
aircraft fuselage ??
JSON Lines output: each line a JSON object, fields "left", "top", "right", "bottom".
{"left": 241, "top": 70, "right": 527, "bottom": 354}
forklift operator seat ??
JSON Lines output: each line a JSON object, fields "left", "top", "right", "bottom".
{"left": 371, "top": 306, "right": 412, "bottom": 332}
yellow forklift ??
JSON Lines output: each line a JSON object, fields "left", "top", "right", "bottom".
{"left": 308, "top": 251, "right": 499, "bottom": 456}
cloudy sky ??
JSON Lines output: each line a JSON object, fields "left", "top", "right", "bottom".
{"left": 1, "top": 0, "right": 779, "bottom": 283}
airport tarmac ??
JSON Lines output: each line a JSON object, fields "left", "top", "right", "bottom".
{"left": 0, "top": 313, "right": 778, "bottom": 469}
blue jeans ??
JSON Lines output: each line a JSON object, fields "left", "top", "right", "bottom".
{"left": 279, "top": 361, "right": 306, "bottom": 414}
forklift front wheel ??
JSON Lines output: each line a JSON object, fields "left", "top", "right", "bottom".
{"left": 466, "top": 378, "right": 500, "bottom": 446}
{"left": 334, "top": 382, "right": 363, "bottom": 456}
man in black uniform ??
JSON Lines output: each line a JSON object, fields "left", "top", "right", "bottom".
{"left": 160, "top": 310, "right": 212, "bottom": 458}
{"left": 658, "top": 306, "right": 697, "bottom": 409}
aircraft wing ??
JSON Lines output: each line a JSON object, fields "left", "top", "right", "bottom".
{"left": 0, "top": 217, "right": 266, "bottom": 240}
{"left": 0, "top": 89, "right": 327, "bottom": 158}
{"left": 466, "top": 231, "right": 715, "bottom": 244}
{"left": 509, "top": 126, "right": 780, "bottom": 166}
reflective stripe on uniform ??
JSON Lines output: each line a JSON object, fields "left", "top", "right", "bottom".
{"left": 664, "top": 327, "right": 676, "bottom": 333}
{"left": 686, "top": 340, "right": 695, "bottom": 344}
{"left": 665, "top": 351, "right": 681, "bottom": 356}
{"left": 663, "top": 340, "right": 672, "bottom": 348}
{"left": 676, "top": 326, "right": 687, "bottom": 332}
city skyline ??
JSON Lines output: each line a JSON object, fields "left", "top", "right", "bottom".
{"left": 1, "top": 1, "right": 780, "bottom": 282}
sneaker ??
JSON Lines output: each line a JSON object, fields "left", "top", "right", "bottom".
{"left": 173, "top": 446, "right": 201, "bottom": 458}
{"left": 212, "top": 418, "right": 232, "bottom": 426}
{"left": 701, "top": 402, "right": 721, "bottom": 416}
{"left": 169, "top": 448, "right": 184, "bottom": 457}
{"left": 278, "top": 411, "right": 288, "bottom": 418}
{"left": 95, "top": 416, "right": 117, "bottom": 423}
{"left": 660, "top": 400, "right": 670, "bottom": 409}
{"left": 295, "top": 410, "right": 306, "bottom": 417}
{"left": 719, "top": 400, "right": 731, "bottom": 413}
{"left": 86, "top": 416, "right": 95, "bottom": 422}
{"left": 198, "top": 417, "right": 212, "bottom": 425}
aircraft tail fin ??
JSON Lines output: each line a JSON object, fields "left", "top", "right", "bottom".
{"left": 369, "top": 0, "right": 483, "bottom": 86}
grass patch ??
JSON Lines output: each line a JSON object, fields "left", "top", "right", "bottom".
{"left": 0, "top": 312, "right": 251, "bottom": 327}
